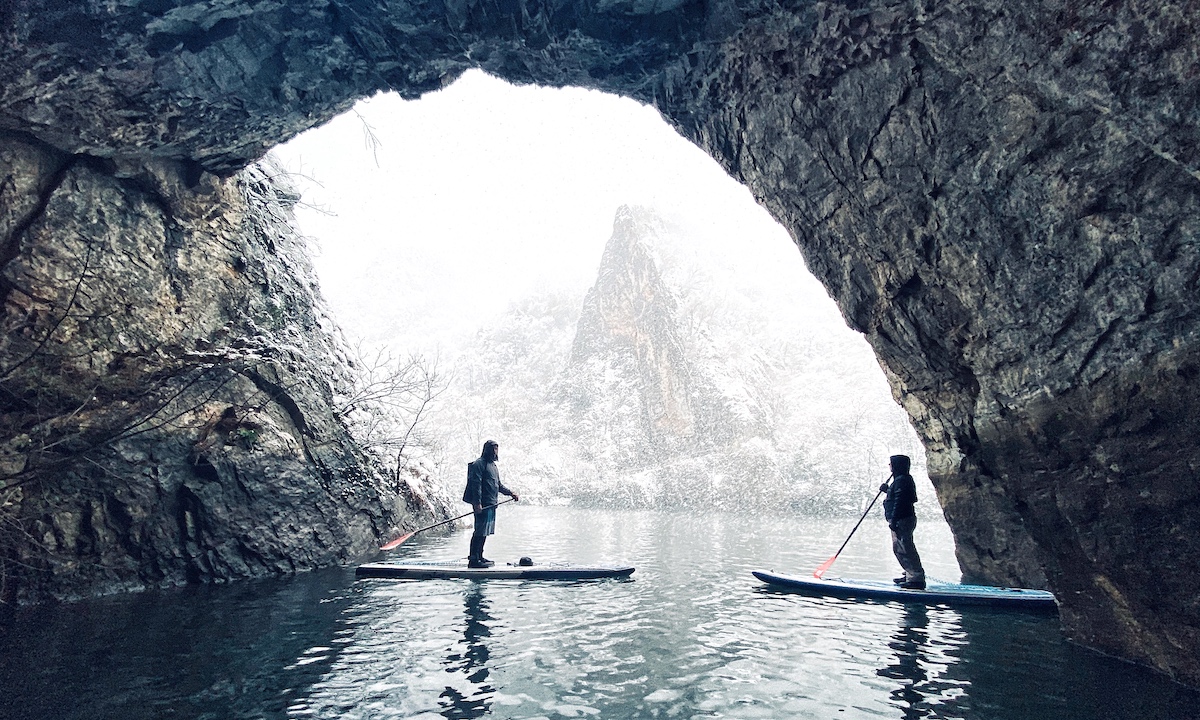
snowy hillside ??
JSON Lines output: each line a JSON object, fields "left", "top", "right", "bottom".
{"left": 429, "top": 206, "right": 923, "bottom": 514}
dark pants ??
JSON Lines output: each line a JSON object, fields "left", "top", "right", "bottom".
{"left": 469, "top": 507, "right": 496, "bottom": 561}
{"left": 890, "top": 515, "right": 925, "bottom": 582}
{"left": 469, "top": 535, "right": 487, "bottom": 561}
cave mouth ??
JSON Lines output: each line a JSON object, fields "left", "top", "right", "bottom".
{"left": 4, "top": 0, "right": 1200, "bottom": 686}
{"left": 270, "top": 70, "right": 944, "bottom": 536}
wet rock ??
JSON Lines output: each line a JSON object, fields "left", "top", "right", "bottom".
{"left": 0, "top": 135, "right": 445, "bottom": 601}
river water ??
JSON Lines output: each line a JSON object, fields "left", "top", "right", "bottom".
{"left": 2, "top": 505, "right": 1197, "bottom": 719}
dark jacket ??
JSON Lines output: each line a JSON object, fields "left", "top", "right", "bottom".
{"left": 463, "top": 457, "right": 513, "bottom": 507}
{"left": 883, "top": 473, "right": 918, "bottom": 524}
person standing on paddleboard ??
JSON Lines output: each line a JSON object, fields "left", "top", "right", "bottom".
{"left": 463, "top": 440, "right": 519, "bottom": 568}
{"left": 880, "top": 454, "right": 926, "bottom": 590}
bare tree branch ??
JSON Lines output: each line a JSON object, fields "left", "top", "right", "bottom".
{"left": 337, "top": 343, "right": 449, "bottom": 478}
{"left": 0, "top": 240, "right": 96, "bottom": 382}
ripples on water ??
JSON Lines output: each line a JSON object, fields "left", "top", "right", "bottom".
{"left": 2, "top": 506, "right": 1198, "bottom": 719}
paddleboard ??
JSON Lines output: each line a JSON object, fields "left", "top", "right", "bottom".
{"left": 752, "top": 570, "right": 1057, "bottom": 610}
{"left": 357, "top": 560, "right": 635, "bottom": 581}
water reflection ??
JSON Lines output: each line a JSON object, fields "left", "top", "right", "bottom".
{"left": 439, "top": 585, "right": 496, "bottom": 719}
{"left": 877, "top": 603, "right": 932, "bottom": 719}
{"left": 5, "top": 508, "right": 1200, "bottom": 720}
{"left": 0, "top": 568, "right": 357, "bottom": 720}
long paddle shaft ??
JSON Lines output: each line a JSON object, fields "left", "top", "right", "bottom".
{"left": 813, "top": 475, "right": 892, "bottom": 578}
{"left": 380, "top": 497, "right": 516, "bottom": 551}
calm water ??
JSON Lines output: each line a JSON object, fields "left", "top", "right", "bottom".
{"left": 2, "top": 506, "right": 1198, "bottom": 719}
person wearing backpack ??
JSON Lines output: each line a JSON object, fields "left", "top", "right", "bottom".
{"left": 880, "top": 454, "right": 925, "bottom": 589}
{"left": 463, "top": 440, "right": 519, "bottom": 568}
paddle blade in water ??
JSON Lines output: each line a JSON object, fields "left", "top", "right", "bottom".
{"left": 380, "top": 532, "right": 414, "bottom": 551}
{"left": 813, "top": 555, "right": 838, "bottom": 578}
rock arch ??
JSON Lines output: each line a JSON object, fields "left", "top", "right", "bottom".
{"left": 2, "top": 0, "right": 1198, "bottom": 685}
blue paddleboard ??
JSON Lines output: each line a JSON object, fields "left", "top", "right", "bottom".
{"left": 753, "top": 570, "right": 1057, "bottom": 610}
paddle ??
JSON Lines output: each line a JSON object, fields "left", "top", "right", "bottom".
{"left": 812, "top": 475, "right": 891, "bottom": 578}
{"left": 380, "top": 497, "right": 516, "bottom": 550}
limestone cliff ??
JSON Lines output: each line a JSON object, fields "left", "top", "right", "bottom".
{"left": 555, "top": 207, "right": 775, "bottom": 500}
{"left": 0, "top": 134, "right": 443, "bottom": 601}
{"left": 565, "top": 209, "right": 702, "bottom": 457}
{"left": 564, "top": 208, "right": 751, "bottom": 454}
{"left": 1, "top": 0, "right": 1198, "bottom": 685}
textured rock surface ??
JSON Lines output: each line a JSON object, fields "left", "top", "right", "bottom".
{"left": 557, "top": 207, "right": 773, "bottom": 481}
{"left": 657, "top": 1, "right": 1200, "bottom": 684}
{"left": 566, "top": 207, "right": 712, "bottom": 455}
{"left": 0, "top": 134, "right": 444, "bottom": 601}
{"left": 1, "top": 0, "right": 1198, "bottom": 684}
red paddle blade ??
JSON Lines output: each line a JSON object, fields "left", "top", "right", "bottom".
{"left": 380, "top": 532, "right": 414, "bottom": 551}
{"left": 813, "top": 554, "right": 838, "bottom": 578}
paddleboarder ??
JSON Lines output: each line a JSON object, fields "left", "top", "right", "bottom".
{"left": 880, "top": 454, "right": 925, "bottom": 590}
{"left": 463, "top": 440, "right": 519, "bottom": 568}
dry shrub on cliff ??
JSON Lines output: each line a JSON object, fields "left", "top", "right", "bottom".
{"left": 335, "top": 343, "right": 448, "bottom": 484}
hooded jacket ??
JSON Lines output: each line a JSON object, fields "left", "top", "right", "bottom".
{"left": 462, "top": 441, "right": 513, "bottom": 507}
{"left": 883, "top": 454, "right": 917, "bottom": 524}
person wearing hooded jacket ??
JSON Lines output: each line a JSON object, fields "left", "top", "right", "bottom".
{"left": 880, "top": 454, "right": 926, "bottom": 589}
{"left": 463, "top": 440, "right": 519, "bottom": 568}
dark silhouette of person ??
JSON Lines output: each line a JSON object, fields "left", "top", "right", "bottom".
{"left": 877, "top": 604, "right": 932, "bottom": 719}
{"left": 880, "top": 454, "right": 926, "bottom": 589}
{"left": 439, "top": 586, "right": 495, "bottom": 719}
{"left": 462, "top": 440, "right": 518, "bottom": 568}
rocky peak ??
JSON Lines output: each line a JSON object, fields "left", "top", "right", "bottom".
{"left": 558, "top": 206, "right": 771, "bottom": 476}
{"left": 566, "top": 206, "right": 698, "bottom": 454}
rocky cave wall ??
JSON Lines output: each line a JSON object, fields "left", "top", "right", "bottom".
{"left": 2, "top": 0, "right": 1198, "bottom": 685}
{"left": 656, "top": 0, "right": 1200, "bottom": 685}
{"left": 0, "top": 133, "right": 442, "bottom": 601}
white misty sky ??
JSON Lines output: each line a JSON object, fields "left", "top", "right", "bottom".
{"left": 269, "top": 71, "right": 938, "bottom": 527}
{"left": 271, "top": 69, "right": 848, "bottom": 355}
